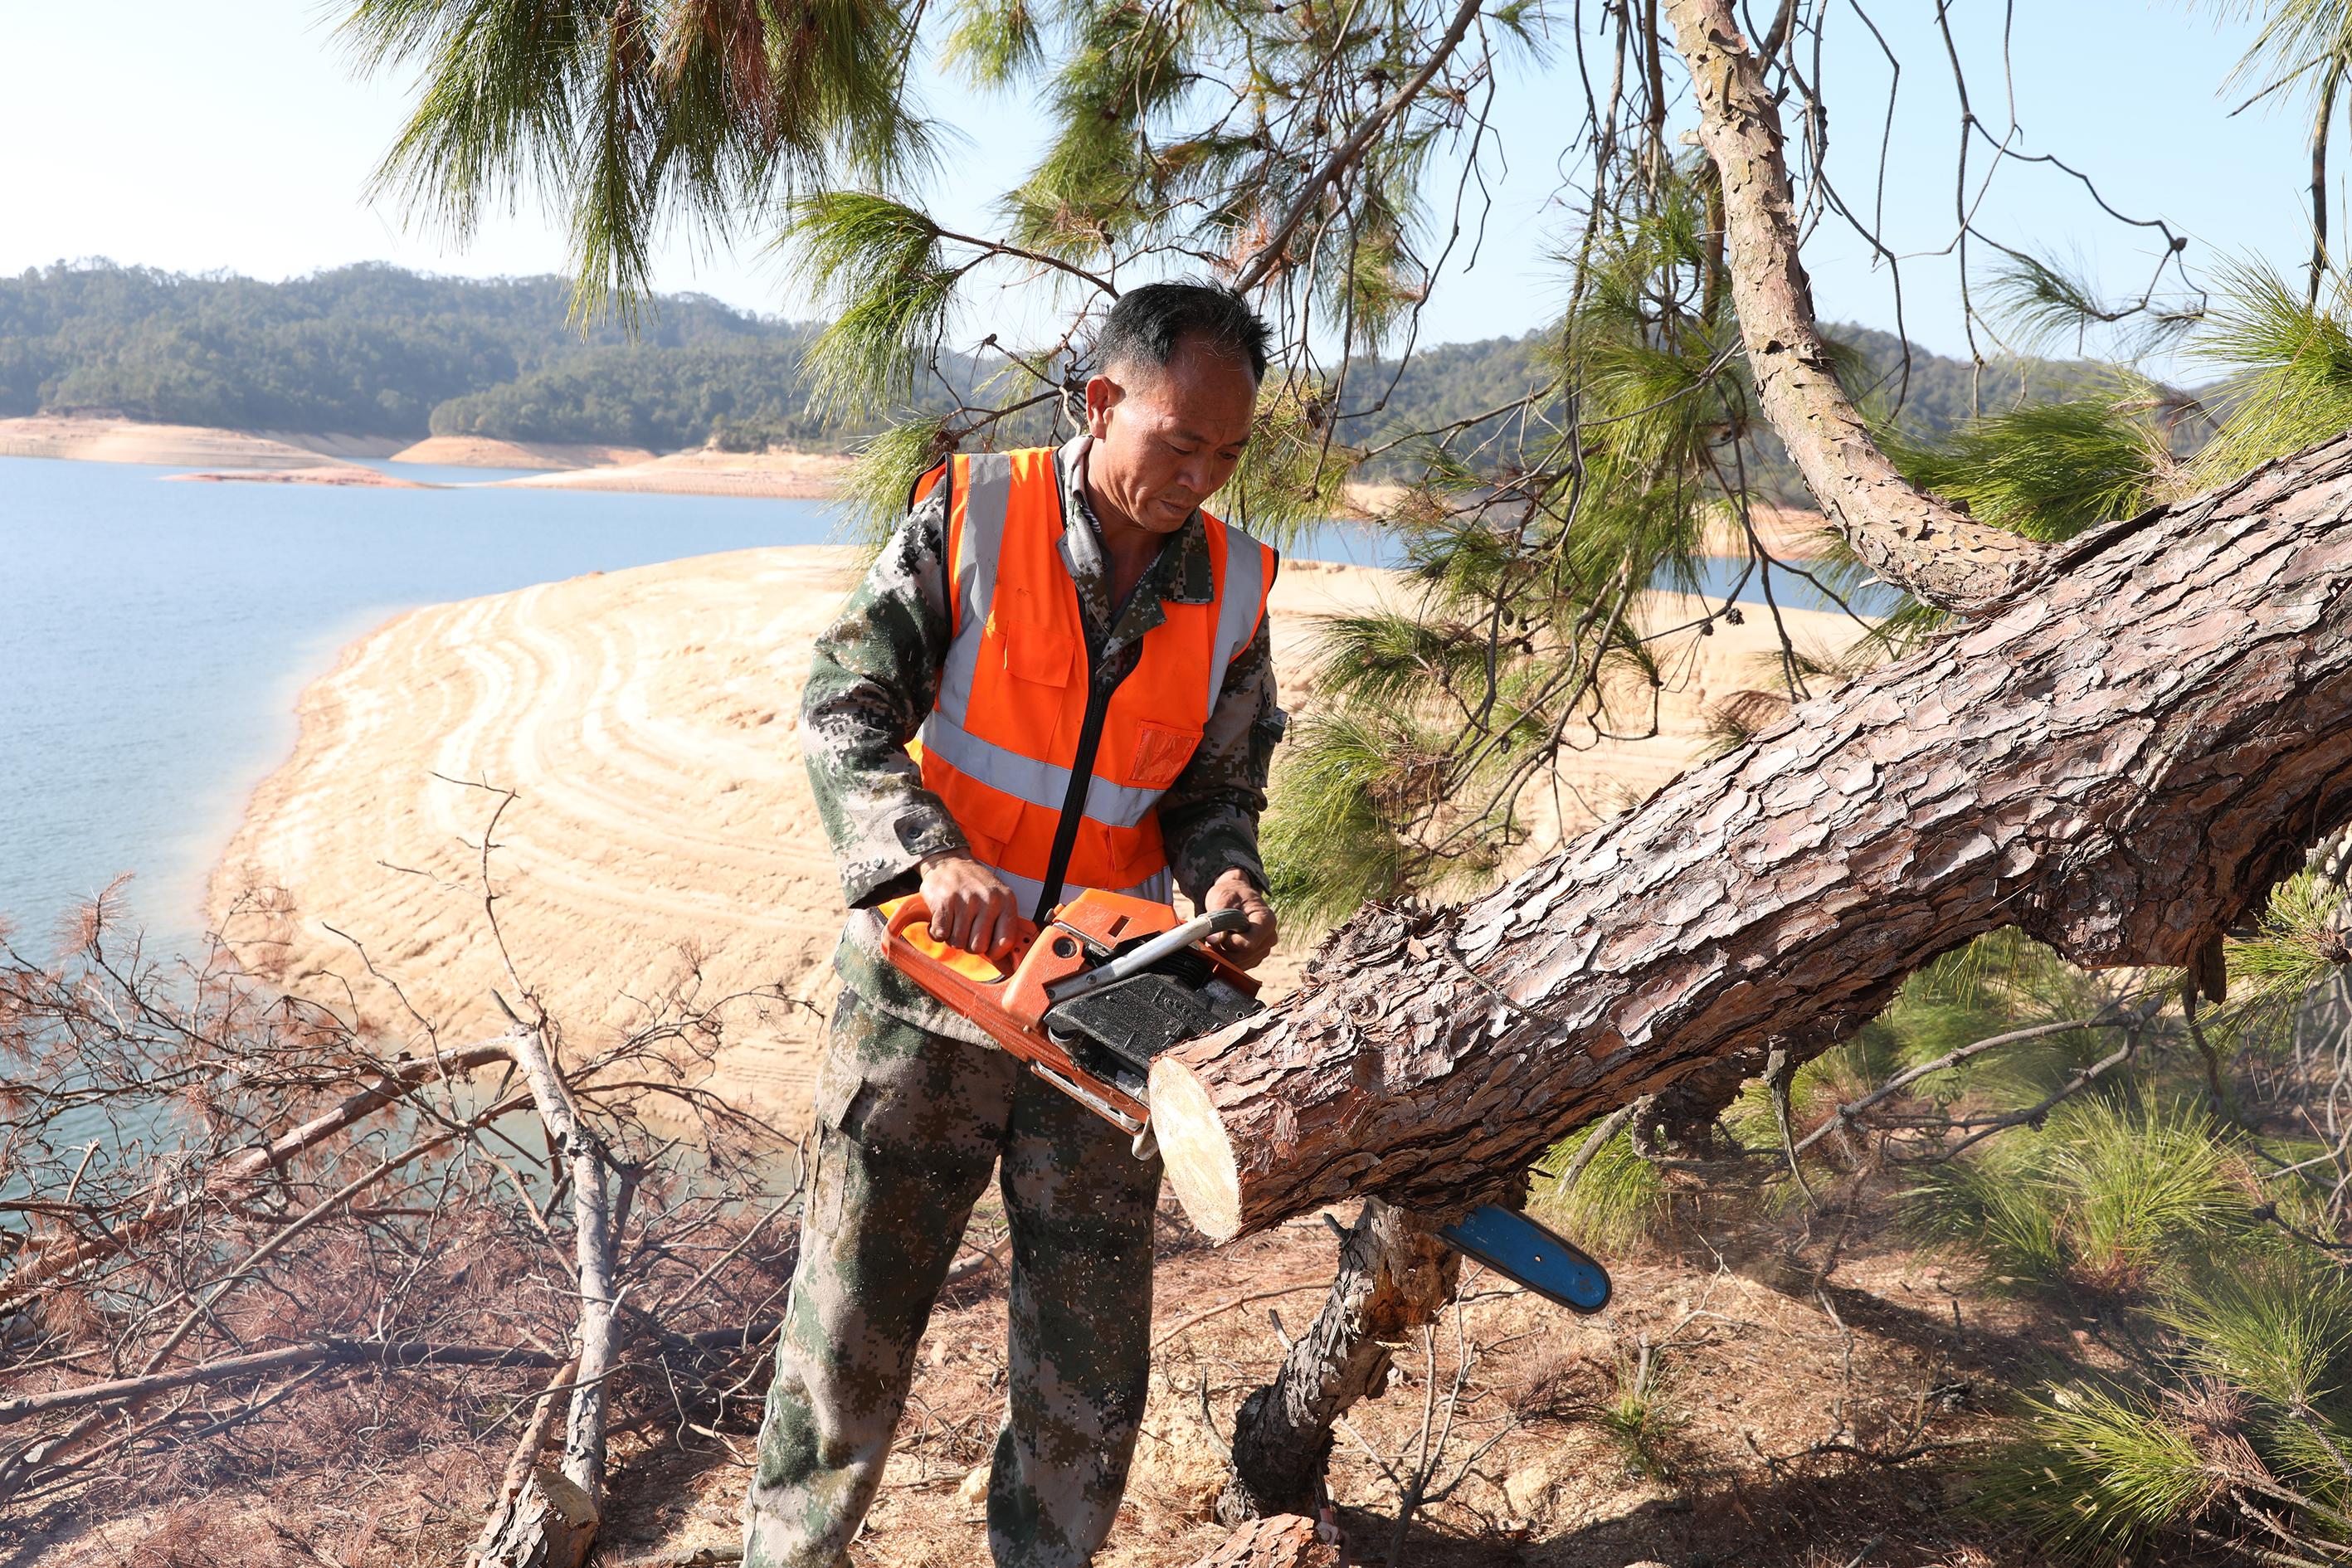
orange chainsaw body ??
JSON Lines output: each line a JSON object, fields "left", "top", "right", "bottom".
{"left": 879, "top": 889, "right": 1260, "bottom": 1133}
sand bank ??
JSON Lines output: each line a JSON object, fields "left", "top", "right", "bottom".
{"left": 496, "top": 448, "right": 855, "bottom": 499}
{"left": 166, "top": 465, "right": 427, "bottom": 489}
{"left": 1703, "top": 503, "right": 1837, "bottom": 560}
{"left": 0, "top": 416, "right": 402, "bottom": 468}
{"left": 1336, "top": 484, "right": 1834, "bottom": 558}
{"left": 388, "top": 435, "right": 659, "bottom": 470}
{"left": 209, "top": 548, "right": 1857, "bottom": 1122}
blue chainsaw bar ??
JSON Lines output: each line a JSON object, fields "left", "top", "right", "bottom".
{"left": 1439, "top": 1205, "right": 1613, "bottom": 1313}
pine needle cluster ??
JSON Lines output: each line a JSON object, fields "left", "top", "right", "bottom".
{"left": 343, "top": 0, "right": 924, "bottom": 319}
{"left": 1264, "top": 162, "right": 1790, "bottom": 928}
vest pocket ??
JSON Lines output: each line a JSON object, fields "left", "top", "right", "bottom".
{"left": 1126, "top": 720, "right": 1202, "bottom": 790}
{"left": 1000, "top": 615, "right": 1079, "bottom": 689}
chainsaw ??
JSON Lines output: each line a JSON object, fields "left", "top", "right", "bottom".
{"left": 879, "top": 888, "right": 1612, "bottom": 1314}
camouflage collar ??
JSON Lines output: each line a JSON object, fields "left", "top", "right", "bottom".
{"left": 1057, "top": 435, "right": 1215, "bottom": 611}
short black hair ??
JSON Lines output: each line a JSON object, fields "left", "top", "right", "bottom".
{"left": 1096, "top": 280, "right": 1270, "bottom": 383}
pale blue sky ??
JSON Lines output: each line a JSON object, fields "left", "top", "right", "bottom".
{"left": 0, "top": 1, "right": 2324, "bottom": 360}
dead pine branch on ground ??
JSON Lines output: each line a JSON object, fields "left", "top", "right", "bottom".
{"left": 0, "top": 791, "right": 806, "bottom": 1567}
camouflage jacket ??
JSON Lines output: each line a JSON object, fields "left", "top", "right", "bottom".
{"left": 801, "top": 433, "right": 1285, "bottom": 1037}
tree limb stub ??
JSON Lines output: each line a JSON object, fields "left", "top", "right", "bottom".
{"left": 476, "top": 1023, "right": 621, "bottom": 1568}
{"left": 1216, "top": 1200, "right": 1458, "bottom": 1522}
{"left": 1662, "top": 0, "right": 2049, "bottom": 615}
{"left": 1151, "top": 432, "right": 2352, "bottom": 1239}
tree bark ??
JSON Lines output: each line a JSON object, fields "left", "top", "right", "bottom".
{"left": 1661, "top": 0, "right": 2048, "bottom": 615}
{"left": 1215, "top": 1200, "right": 1460, "bottom": 1522}
{"left": 1152, "top": 430, "right": 2352, "bottom": 1239}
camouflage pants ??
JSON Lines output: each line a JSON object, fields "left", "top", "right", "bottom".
{"left": 744, "top": 987, "right": 1161, "bottom": 1567}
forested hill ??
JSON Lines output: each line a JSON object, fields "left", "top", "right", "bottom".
{"left": 0, "top": 262, "right": 823, "bottom": 446}
{"left": 1, "top": 261, "right": 2102, "bottom": 460}
{"left": 1343, "top": 326, "right": 2107, "bottom": 484}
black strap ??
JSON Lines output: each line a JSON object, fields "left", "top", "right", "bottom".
{"left": 1034, "top": 661, "right": 1121, "bottom": 923}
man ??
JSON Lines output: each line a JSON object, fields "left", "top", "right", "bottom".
{"left": 747, "top": 281, "right": 1286, "bottom": 1566}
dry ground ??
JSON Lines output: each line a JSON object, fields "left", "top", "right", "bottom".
{"left": 596, "top": 1173, "right": 2096, "bottom": 1568}
{"left": 5, "top": 1130, "right": 2160, "bottom": 1568}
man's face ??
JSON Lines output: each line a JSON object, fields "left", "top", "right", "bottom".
{"left": 1083, "top": 336, "right": 1259, "bottom": 536}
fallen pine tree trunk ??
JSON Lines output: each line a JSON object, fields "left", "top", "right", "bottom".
{"left": 1152, "top": 431, "right": 2352, "bottom": 1237}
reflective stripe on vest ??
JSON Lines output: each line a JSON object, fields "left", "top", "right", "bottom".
{"left": 909, "top": 448, "right": 1274, "bottom": 907}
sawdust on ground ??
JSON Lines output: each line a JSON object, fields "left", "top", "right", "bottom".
{"left": 208, "top": 548, "right": 1860, "bottom": 1124}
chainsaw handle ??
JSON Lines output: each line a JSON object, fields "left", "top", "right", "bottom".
{"left": 1199, "top": 906, "right": 1253, "bottom": 937}
{"left": 884, "top": 892, "right": 934, "bottom": 943}
{"left": 884, "top": 892, "right": 1035, "bottom": 963}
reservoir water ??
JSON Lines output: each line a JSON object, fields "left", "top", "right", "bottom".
{"left": 0, "top": 457, "right": 859, "bottom": 950}
{"left": 0, "top": 455, "right": 1870, "bottom": 954}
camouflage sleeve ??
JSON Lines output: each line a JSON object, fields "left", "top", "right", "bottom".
{"left": 800, "top": 488, "right": 969, "bottom": 908}
{"left": 1158, "top": 613, "right": 1285, "bottom": 903}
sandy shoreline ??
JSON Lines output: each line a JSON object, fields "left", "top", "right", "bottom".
{"left": 497, "top": 447, "right": 854, "bottom": 499}
{"left": 4, "top": 417, "right": 1839, "bottom": 556}
{"left": 0, "top": 416, "right": 403, "bottom": 468}
{"left": 207, "top": 548, "right": 1853, "bottom": 1122}
{"left": 391, "top": 435, "right": 658, "bottom": 469}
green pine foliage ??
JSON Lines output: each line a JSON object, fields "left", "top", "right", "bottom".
{"left": 340, "top": 0, "right": 924, "bottom": 318}
{"left": 1910, "top": 1098, "right": 2250, "bottom": 1297}
{"left": 1883, "top": 393, "right": 2173, "bottom": 543}
{"left": 2193, "top": 258, "right": 2352, "bottom": 482}
{"left": 782, "top": 192, "right": 960, "bottom": 419}
{"left": 1982, "top": 1250, "right": 2352, "bottom": 1563}
{"left": 1530, "top": 1124, "right": 1671, "bottom": 1252}
{"left": 1979, "top": 1382, "right": 2220, "bottom": 1561}
{"left": 1259, "top": 164, "right": 1751, "bottom": 928}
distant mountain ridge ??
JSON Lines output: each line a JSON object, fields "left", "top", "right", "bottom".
{"left": 0, "top": 262, "right": 811, "bottom": 446}
{"left": 0, "top": 262, "right": 2109, "bottom": 471}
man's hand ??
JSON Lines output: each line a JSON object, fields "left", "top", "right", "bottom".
{"left": 919, "top": 849, "right": 1025, "bottom": 957}
{"left": 1203, "top": 869, "right": 1278, "bottom": 970}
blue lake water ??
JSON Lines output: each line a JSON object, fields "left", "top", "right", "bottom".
{"left": 0, "top": 458, "right": 854, "bottom": 951}
{"left": 0, "top": 455, "right": 1879, "bottom": 954}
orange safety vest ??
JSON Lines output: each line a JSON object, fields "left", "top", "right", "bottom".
{"left": 908, "top": 447, "right": 1275, "bottom": 922}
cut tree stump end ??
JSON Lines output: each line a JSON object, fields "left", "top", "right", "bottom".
{"left": 1148, "top": 1057, "right": 1241, "bottom": 1239}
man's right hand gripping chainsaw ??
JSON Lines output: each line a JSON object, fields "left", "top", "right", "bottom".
{"left": 879, "top": 888, "right": 1613, "bottom": 1315}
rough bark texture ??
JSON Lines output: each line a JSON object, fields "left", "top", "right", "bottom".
{"left": 475, "top": 1464, "right": 599, "bottom": 1568}
{"left": 1215, "top": 1200, "right": 1461, "bottom": 1522}
{"left": 1663, "top": 0, "right": 2049, "bottom": 615}
{"left": 1154, "top": 433, "right": 2352, "bottom": 1239}
{"left": 1184, "top": 1513, "right": 1343, "bottom": 1568}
